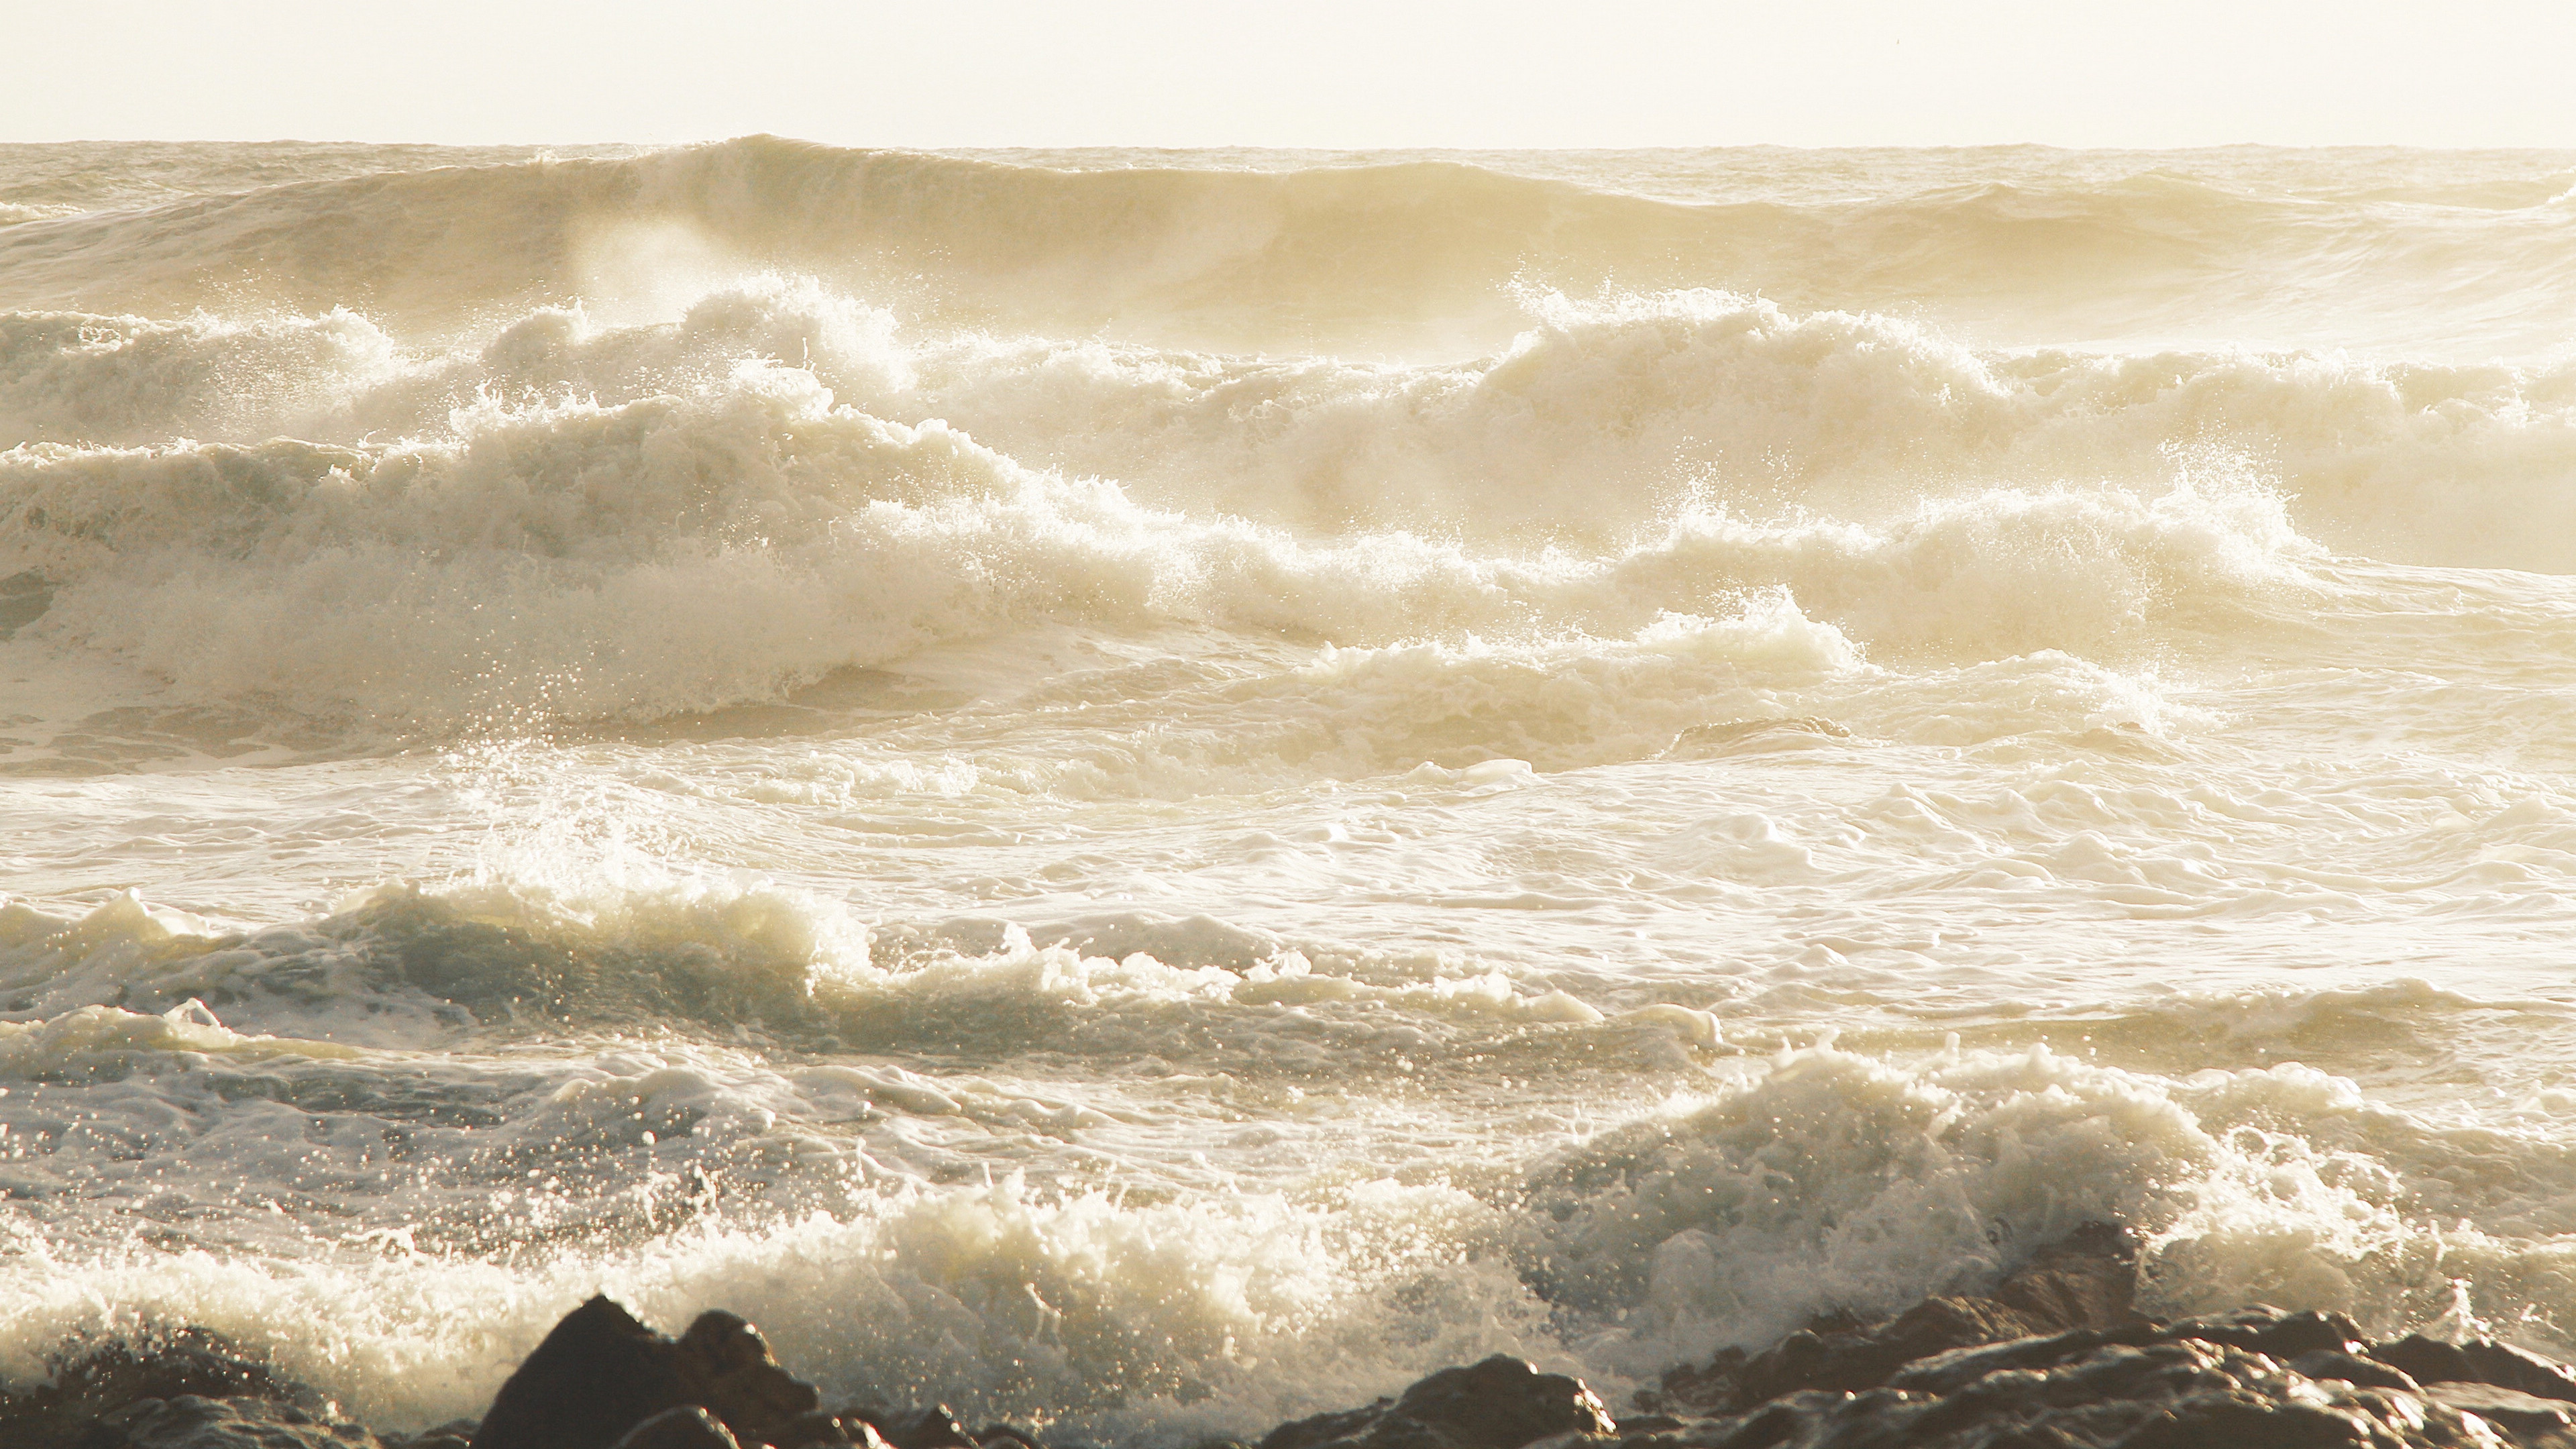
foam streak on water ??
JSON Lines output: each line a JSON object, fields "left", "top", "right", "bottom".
{"left": 5, "top": 139, "right": 2576, "bottom": 1438}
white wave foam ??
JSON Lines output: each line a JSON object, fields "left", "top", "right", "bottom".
{"left": 3, "top": 1038, "right": 2565, "bottom": 1439}
{"left": 20, "top": 274, "right": 2569, "bottom": 578}
{"left": 1, "top": 323, "right": 2323, "bottom": 729}
{"left": 0, "top": 308, "right": 400, "bottom": 449}
{"left": 1527, "top": 1042, "right": 2576, "bottom": 1372}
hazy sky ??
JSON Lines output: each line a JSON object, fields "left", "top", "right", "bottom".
{"left": 9, "top": 1, "right": 2573, "bottom": 149}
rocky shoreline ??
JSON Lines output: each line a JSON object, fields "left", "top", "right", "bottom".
{"left": 10, "top": 1227, "right": 2576, "bottom": 1449}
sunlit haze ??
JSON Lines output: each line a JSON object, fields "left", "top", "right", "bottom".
{"left": 8, "top": 0, "right": 2575, "bottom": 146}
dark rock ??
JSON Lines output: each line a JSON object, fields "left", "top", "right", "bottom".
{"left": 469, "top": 1297, "right": 820, "bottom": 1449}
{"left": 613, "top": 1407, "right": 744, "bottom": 1449}
{"left": 1390, "top": 1356, "right": 1615, "bottom": 1449}
{"left": 2421, "top": 1381, "right": 2575, "bottom": 1436}
{"left": 1627, "top": 1275, "right": 2576, "bottom": 1447}
{"left": 2109, "top": 1396, "right": 2376, "bottom": 1448}
{"left": 1680, "top": 1394, "right": 1832, "bottom": 1449}
{"left": 1655, "top": 1222, "right": 2146, "bottom": 1413}
{"left": 2159, "top": 1305, "right": 2362, "bottom": 1360}
{"left": 85, "top": 1392, "right": 381, "bottom": 1448}
{"left": 1886, "top": 1304, "right": 2360, "bottom": 1399}
{"left": 470, "top": 1298, "right": 680, "bottom": 1449}
{"left": 379, "top": 1421, "right": 477, "bottom": 1449}
{"left": 1988, "top": 1220, "right": 2140, "bottom": 1332}
{"left": 2288, "top": 1350, "right": 2422, "bottom": 1393}
{"left": 1262, "top": 1402, "right": 1389, "bottom": 1449}
{"left": 1723, "top": 1295, "right": 2045, "bottom": 1407}
{"left": 851, "top": 1405, "right": 979, "bottom": 1449}
{"left": 1259, "top": 1356, "right": 1612, "bottom": 1449}
{"left": 774, "top": 1411, "right": 894, "bottom": 1449}
{"left": 0, "top": 1328, "right": 317, "bottom": 1449}
{"left": 1655, "top": 1338, "right": 2506, "bottom": 1448}
{"left": 672, "top": 1312, "right": 820, "bottom": 1447}
{"left": 1882, "top": 1330, "right": 2088, "bottom": 1399}
{"left": 2371, "top": 1334, "right": 2576, "bottom": 1403}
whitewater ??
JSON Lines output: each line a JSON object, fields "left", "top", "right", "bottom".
{"left": 7, "top": 136, "right": 2576, "bottom": 1440}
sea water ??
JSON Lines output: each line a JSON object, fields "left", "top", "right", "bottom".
{"left": 6, "top": 138, "right": 2576, "bottom": 1438}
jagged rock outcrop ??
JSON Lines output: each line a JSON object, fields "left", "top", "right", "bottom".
{"left": 1259, "top": 1355, "right": 1615, "bottom": 1449}
{"left": 845, "top": 1404, "right": 980, "bottom": 1449}
{"left": 1611, "top": 1302, "right": 2576, "bottom": 1445}
{"left": 28, "top": 1233, "right": 2576, "bottom": 1449}
{"left": 611, "top": 1407, "right": 745, "bottom": 1449}
{"left": 1617, "top": 1220, "right": 2576, "bottom": 1447}
{"left": 0, "top": 1328, "right": 327, "bottom": 1449}
{"left": 1655, "top": 1219, "right": 2144, "bottom": 1411}
{"left": 2373, "top": 1334, "right": 2576, "bottom": 1404}
{"left": 83, "top": 1393, "right": 385, "bottom": 1448}
{"left": 468, "top": 1297, "right": 824, "bottom": 1449}
{"left": 1273, "top": 1296, "right": 2572, "bottom": 1447}
{"left": 2420, "top": 1383, "right": 2576, "bottom": 1440}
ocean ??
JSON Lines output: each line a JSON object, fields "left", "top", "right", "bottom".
{"left": 5, "top": 136, "right": 2576, "bottom": 1441}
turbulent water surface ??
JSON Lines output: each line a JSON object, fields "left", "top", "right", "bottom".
{"left": 6, "top": 137, "right": 2576, "bottom": 1438}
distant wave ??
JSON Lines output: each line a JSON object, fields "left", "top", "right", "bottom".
{"left": 10, "top": 276, "right": 2574, "bottom": 559}
{"left": 0, "top": 341, "right": 2317, "bottom": 729}
{"left": 7, "top": 143, "right": 2576, "bottom": 733}
{"left": 6, "top": 136, "right": 2574, "bottom": 354}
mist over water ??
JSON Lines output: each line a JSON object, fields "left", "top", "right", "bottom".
{"left": 7, "top": 138, "right": 2576, "bottom": 1438}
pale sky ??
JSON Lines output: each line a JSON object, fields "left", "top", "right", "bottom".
{"left": 7, "top": 1, "right": 2572, "bottom": 149}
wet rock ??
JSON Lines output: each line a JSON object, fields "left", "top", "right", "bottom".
{"left": 612, "top": 1407, "right": 743, "bottom": 1449}
{"left": 849, "top": 1405, "right": 979, "bottom": 1449}
{"left": 1719, "top": 1294, "right": 2045, "bottom": 1407}
{"left": 672, "top": 1312, "right": 822, "bottom": 1447}
{"left": 0, "top": 1329, "right": 317, "bottom": 1449}
{"left": 1887, "top": 1305, "right": 2361, "bottom": 1397}
{"left": 1262, "top": 1400, "right": 1389, "bottom": 1449}
{"left": 2158, "top": 1305, "right": 2363, "bottom": 1360}
{"left": 469, "top": 1298, "right": 678, "bottom": 1449}
{"left": 377, "top": 1421, "right": 477, "bottom": 1449}
{"left": 1260, "top": 1356, "right": 1614, "bottom": 1449}
{"left": 1659, "top": 1223, "right": 2145, "bottom": 1411}
{"left": 1390, "top": 1358, "right": 1616, "bottom": 1449}
{"left": 1657, "top": 1338, "right": 2508, "bottom": 1448}
{"left": 85, "top": 1393, "right": 380, "bottom": 1448}
{"left": 468, "top": 1297, "right": 820, "bottom": 1449}
{"left": 2289, "top": 1350, "right": 2423, "bottom": 1394}
{"left": 53, "top": 1267, "right": 2576, "bottom": 1449}
{"left": 2110, "top": 1395, "right": 2384, "bottom": 1449}
{"left": 1627, "top": 1239, "right": 2576, "bottom": 1449}
{"left": 2420, "top": 1382, "right": 2576, "bottom": 1439}
{"left": 1987, "top": 1220, "right": 2139, "bottom": 1331}
{"left": 773, "top": 1411, "right": 895, "bottom": 1449}
{"left": 2372, "top": 1334, "right": 2576, "bottom": 1403}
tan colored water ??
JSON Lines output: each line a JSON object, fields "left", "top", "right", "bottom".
{"left": 5, "top": 140, "right": 2576, "bottom": 1438}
